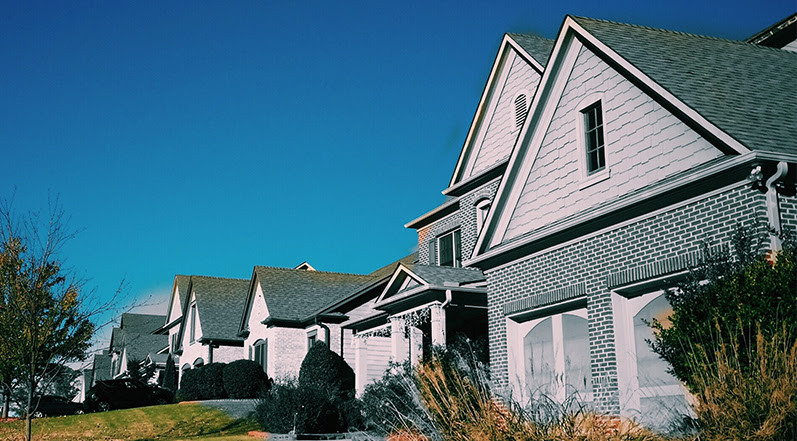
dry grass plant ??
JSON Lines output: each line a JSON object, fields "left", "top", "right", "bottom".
{"left": 686, "top": 324, "right": 796, "bottom": 441}
{"left": 411, "top": 352, "right": 667, "bottom": 441}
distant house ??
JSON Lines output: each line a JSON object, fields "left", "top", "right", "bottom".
{"left": 108, "top": 313, "right": 168, "bottom": 380}
{"left": 238, "top": 265, "right": 375, "bottom": 380}
{"left": 173, "top": 276, "right": 250, "bottom": 380}
{"left": 153, "top": 275, "right": 191, "bottom": 359}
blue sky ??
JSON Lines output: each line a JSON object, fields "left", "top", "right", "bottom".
{"left": 1, "top": 1, "right": 793, "bottom": 347}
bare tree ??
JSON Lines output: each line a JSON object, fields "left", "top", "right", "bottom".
{"left": 0, "top": 197, "right": 117, "bottom": 441}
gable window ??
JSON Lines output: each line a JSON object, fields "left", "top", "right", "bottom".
{"left": 253, "top": 339, "right": 267, "bottom": 375}
{"left": 437, "top": 229, "right": 461, "bottom": 267}
{"left": 514, "top": 94, "right": 528, "bottom": 128}
{"left": 582, "top": 101, "right": 605, "bottom": 175}
{"left": 189, "top": 303, "right": 198, "bottom": 343}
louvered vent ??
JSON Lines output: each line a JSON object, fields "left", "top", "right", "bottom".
{"left": 514, "top": 94, "right": 527, "bottom": 128}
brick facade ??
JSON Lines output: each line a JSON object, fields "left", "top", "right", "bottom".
{"left": 485, "top": 183, "right": 768, "bottom": 413}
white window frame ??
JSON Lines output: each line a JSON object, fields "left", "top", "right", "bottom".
{"left": 506, "top": 306, "right": 590, "bottom": 404}
{"left": 576, "top": 93, "right": 611, "bottom": 189}
{"left": 611, "top": 290, "right": 690, "bottom": 417}
{"left": 475, "top": 199, "right": 491, "bottom": 233}
{"left": 436, "top": 229, "right": 461, "bottom": 268}
{"left": 189, "top": 303, "right": 198, "bottom": 343}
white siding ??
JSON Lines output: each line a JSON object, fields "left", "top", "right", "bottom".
{"left": 366, "top": 336, "right": 392, "bottom": 384}
{"left": 503, "top": 45, "right": 723, "bottom": 241}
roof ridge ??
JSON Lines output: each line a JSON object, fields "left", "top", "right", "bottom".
{"left": 253, "top": 265, "right": 373, "bottom": 277}
{"left": 570, "top": 15, "right": 773, "bottom": 47}
{"left": 189, "top": 275, "right": 249, "bottom": 282}
{"left": 507, "top": 32, "right": 552, "bottom": 41}
{"left": 410, "top": 263, "right": 484, "bottom": 272}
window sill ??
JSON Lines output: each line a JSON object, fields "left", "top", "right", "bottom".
{"left": 579, "top": 168, "right": 611, "bottom": 190}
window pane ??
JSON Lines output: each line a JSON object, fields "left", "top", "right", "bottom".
{"left": 634, "top": 295, "right": 678, "bottom": 388}
{"left": 562, "top": 314, "right": 592, "bottom": 400}
{"left": 438, "top": 233, "right": 454, "bottom": 266}
{"left": 454, "top": 230, "right": 461, "bottom": 267}
{"left": 524, "top": 318, "right": 555, "bottom": 397}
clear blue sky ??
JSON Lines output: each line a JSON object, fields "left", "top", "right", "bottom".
{"left": 1, "top": 1, "right": 793, "bottom": 345}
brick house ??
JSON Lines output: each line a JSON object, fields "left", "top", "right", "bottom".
{"left": 401, "top": 14, "right": 796, "bottom": 430}
{"left": 172, "top": 276, "right": 250, "bottom": 381}
{"left": 237, "top": 264, "right": 376, "bottom": 380}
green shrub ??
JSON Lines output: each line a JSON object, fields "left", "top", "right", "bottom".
{"left": 223, "top": 359, "right": 270, "bottom": 399}
{"left": 197, "top": 362, "right": 227, "bottom": 399}
{"left": 359, "top": 362, "right": 435, "bottom": 436}
{"left": 298, "top": 341, "right": 355, "bottom": 397}
{"left": 161, "top": 355, "right": 178, "bottom": 393}
{"left": 651, "top": 226, "right": 797, "bottom": 392}
{"left": 177, "top": 368, "right": 201, "bottom": 401}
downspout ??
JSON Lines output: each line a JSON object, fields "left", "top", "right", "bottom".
{"left": 316, "top": 318, "right": 331, "bottom": 348}
{"left": 765, "top": 161, "right": 789, "bottom": 251}
{"left": 442, "top": 289, "right": 453, "bottom": 309}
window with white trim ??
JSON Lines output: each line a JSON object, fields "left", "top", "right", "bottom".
{"left": 189, "top": 303, "right": 198, "bottom": 343}
{"left": 582, "top": 101, "right": 605, "bottom": 175}
{"left": 475, "top": 199, "right": 491, "bottom": 232}
{"left": 253, "top": 339, "right": 267, "bottom": 374}
{"left": 437, "top": 229, "right": 461, "bottom": 267}
{"left": 521, "top": 309, "right": 592, "bottom": 403}
{"left": 307, "top": 330, "right": 318, "bottom": 351}
{"left": 613, "top": 290, "right": 690, "bottom": 430}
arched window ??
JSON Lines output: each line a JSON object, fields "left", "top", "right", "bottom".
{"left": 522, "top": 311, "right": 591, "bottom": 402}
{"left": 514, "top": 94, "right": 528, "bottom": 128}
{"left": 193, "top": 357, "right": 204, "bottom": 368}
{"left": 253, "top": 339, "right": 268, "bottom": 374}
{"left": 475, "top": 199, "right": 491, "bottom": 232}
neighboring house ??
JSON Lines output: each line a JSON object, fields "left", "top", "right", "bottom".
{"left": 399, "top": 14, "right": 796, "bottom": 431}
{"left": 153, "top": 275, "right": 191, "bottom": 366}
{"left": 238, "top": 265, "right": 377, "bottom": 380}
{"left": 108, "top": 313, "right": 168, "bottom": 380}
{"left": 174, "top": 276, "right": 250, "bottom": 381}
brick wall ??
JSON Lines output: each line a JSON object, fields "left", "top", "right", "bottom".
{"left": 417, "top": 211, "right": 461, "bottom": 265}
{"left": 270, "top": 327, "right": 308, "bottom": 380}
{"left": 486, "top": 183, "right": 767, "bottom": 413}
{"left": 460, "top": 178, "right": 501, "bottom": 261}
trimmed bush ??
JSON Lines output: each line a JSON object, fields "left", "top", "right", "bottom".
{"left": 223, "top": 359, "right": 270, "bottom": 399}
{"left": 298, "top": 341, "right": 354, "bottom": 397}
{"left": 255, "top": 380, "right": 351, "bottom": 434}
{"left": 177, "top": 368, "right": 201, "bottom": 401}
{"left": 197, "top": 362, "right": 227, "bottom": 399}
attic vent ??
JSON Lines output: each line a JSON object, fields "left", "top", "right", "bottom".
{"left": 514, "top": 94, "right": 528, "bottom": 128}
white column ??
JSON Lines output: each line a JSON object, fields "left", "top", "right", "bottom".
{"left": 354, "top": 335, "right": 368, "bottom": 396}
{"left": 390, "top": 316, "right": 408, "bottom": 363}
{"left": 409, "top": 326, "right": 423, "bottom": 366}
{"left": 430, "top": 303, "right": 446, "bottom": 348}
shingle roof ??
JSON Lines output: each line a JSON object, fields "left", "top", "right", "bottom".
{"left": 368, "top": 252, "right": 418, "bottom": 280}
{"left": 254, "top": 267, "right": 375, "bottom": 322}
{"left": 123, "top": 333, "right": 168, "bottom": 361}
{"left": 120, "top": 313, "right": 166, "bottom": 334}
{"left": 190, "top": 276, "right": 250, "bottom": 341}
{"left": 404, "top": 264, "right": 485, "bottom": 287}
{"left": 571, "top": 16, "right": 797, "bottom": 156}
{"left": 508, "top": 33, "right": 555, "bottom": 67}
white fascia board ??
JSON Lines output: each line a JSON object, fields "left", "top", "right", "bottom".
{"left": 472, "top": 24, "right": 580, "bottom": 257}
{"left": 375, "top": 264, "right": 426, "bottom": 304}
{"left": 506, "top": 35, "right": 546, "bottom": 72}
{"left": 566, "top": 17, "right": 751, "bottom": 155}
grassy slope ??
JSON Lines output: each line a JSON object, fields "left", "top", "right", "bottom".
{"left": 0, "top": 403, "right": 259, "bottom": 441}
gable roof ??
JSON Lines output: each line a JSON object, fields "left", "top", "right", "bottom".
{"left": 165, "top": 274, "right": 191, "bottom": 321}
{"left": 571, "top": 16, "right": 797, "bottom": 156}
{"left": 367, "top": 252, "right": 418, "bottom": 279}
{"left": 445, "top": 33, "right": 554, "bottom": 194}
{"left": 122, "top": 333, "right": 168, "bottom": 362}
{"left": 401, "top": 264, "right": 485, "bottom": 287}
{"left": 189, "top": 276, "right": 250, "bottom": 342}
{"left": 471, "top": 15, "right": 797, "bottom": 267}
{"left": 252, "top": 266, "right": 375, "bottom": 324}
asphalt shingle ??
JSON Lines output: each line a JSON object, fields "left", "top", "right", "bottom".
{"left": 190, "top": 276, "right": 250, "bottom": 341}
{"left": 508, "top": 33, "right": 555, "bottom": 67}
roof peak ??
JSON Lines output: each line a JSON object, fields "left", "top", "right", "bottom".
{"left": 253, "top": 265, "right": 372, "bottom": 278}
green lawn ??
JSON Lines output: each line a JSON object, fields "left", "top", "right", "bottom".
{"left": 0, "top": 403, "right": 261, "bottom": 441}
